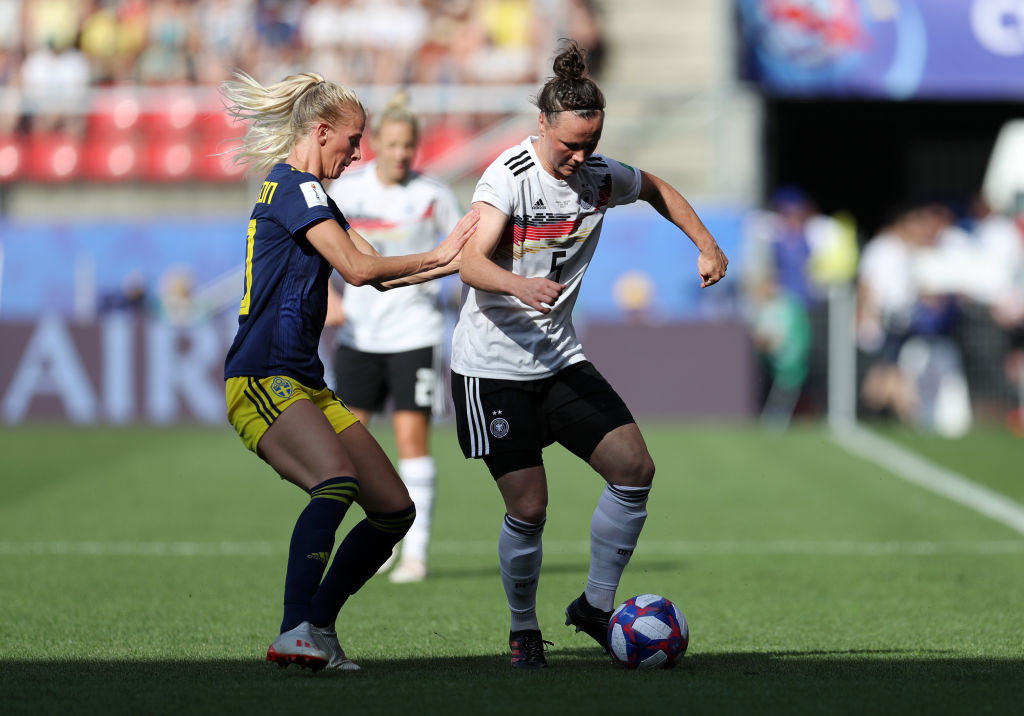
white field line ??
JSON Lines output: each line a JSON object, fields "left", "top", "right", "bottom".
{"left": 831, "top": 424, "right": 1024, "bottom": 536}
{"left": 1, "top": 539, "right": 1023, "bottom": 557}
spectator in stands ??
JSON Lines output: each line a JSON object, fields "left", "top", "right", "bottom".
{"left": 747, "top": 267, "right": 811, "bottom": 430}
{"left": 299, "top": 0, "right": 365, "bottom": 85}
{"left": 7, "top": 0, "right": 563, "bottom": 97}
{"left": 78, "top": 0, "right": 151, "bottom": 85}
{"left": 0, "top": 0, "right": 22, "bottom": 55}
{"left": 951, "top": 195, "right": 1024, "bottom": 420}
{"left": 20, "top": 34, "right": 90, "bottom": 135}
{"left": 99, "top": 269, "right": 149, "bottom": 315}
{"left": 561, "top": 0, "right": 605, "bottom": 77}
{"left": 412, "top": 0, "right": 466, "bottom": 84}
{"left": 194, "top": 0, "right": 255, "bottom": 85}
{"left": 858, "top": 203, "right": 970, "bottom": 434}
{"left": 465, "top": 0, "right": 541, "bottom": 83}
{"left": 0, "top": 45, "right": 20, "bottom": 134}
{"left": 742, "top": 186, "right": 846, "bottom": 416}
{"left": 136, "top": 0, "right": 197, "bottom": 84}
{"left": 23, "top": 0, "right": 83, "bottom": 57}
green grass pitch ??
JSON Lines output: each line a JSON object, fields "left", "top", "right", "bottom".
{"left": 1, "top": 421, "right": 1022, "bottom": 715}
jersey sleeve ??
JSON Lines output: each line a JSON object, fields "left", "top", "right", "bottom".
{"left": 472, "top": 157, "right": 518, "bottom": 217}
{"left": 275, "top": 173, "right": 348, "bottom": 234}
{"left": 604, "top": 156, "right": 643, "bottom": 208}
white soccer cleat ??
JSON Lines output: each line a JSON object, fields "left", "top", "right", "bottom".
{"left": 266, "top": 621, "right": 328, "bottom": 671}
{"left": 388, "top": 557, "right": 428, "bottom": 583}
{"left": 309, "top": 622, "right": 361, "bottom": 671}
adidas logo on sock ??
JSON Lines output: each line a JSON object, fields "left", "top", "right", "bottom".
{"left": 532, "top": 197, "right": 546, "bottom": 210}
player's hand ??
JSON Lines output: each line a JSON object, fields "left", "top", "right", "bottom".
{"left": 432, "top": 209, "right": 479, "bottom": 266}
{"left": 698, "top": 244, "right": 729, "bottom": 288}
{"left": 516, "top": 277, "right": 565, "bottom": 313}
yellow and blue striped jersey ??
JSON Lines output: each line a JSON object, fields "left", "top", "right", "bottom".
{"left": 224, "top": 163, "right": 350, "bottom": 388}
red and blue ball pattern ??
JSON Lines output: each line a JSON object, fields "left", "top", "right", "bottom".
{"left": 607, "top": 594, "right": 689, "bottom": 669}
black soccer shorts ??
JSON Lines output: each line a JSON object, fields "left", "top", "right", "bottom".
{"left": 334, "top": 344, "right": 436, "bottom": 413}
{"left": 451, "top": 361, "right": 635, "bottom": 479}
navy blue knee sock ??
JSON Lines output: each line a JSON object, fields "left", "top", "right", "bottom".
{"left": 309, "top": 504, "right": 416, "bottom": 627}
{"left": 280, "top": 477, "right": 359, "bottom": 633}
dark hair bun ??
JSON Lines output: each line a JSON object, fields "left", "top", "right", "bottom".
{"left": 553, "top": 41, "right": 587, "bottom": 80}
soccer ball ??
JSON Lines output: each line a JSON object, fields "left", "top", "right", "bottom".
{"left": 607, "top": 594, "right": 688, "bottom": 669}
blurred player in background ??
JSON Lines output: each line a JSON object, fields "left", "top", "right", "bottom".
{"left": 326, "top": 90, "right": 463, "bottom": 584}
{"left": 450, "top": 40, "right": 728, "bottom": 668}
{"left": 220, "top": 70, "right": 477, "bottom": 671}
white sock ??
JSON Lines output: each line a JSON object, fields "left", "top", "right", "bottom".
{"left": 585, "top": 484, "right": 650, "bottom": 611}
{"left": 398, "top": 456, "right": 436, "bottom": 563}
{"left": 499, "top": 514, "right": 545, "bottom": 632}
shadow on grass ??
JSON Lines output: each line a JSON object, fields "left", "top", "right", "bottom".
{"left": 4, "top": 650, "right": 1022, "bottom": 715}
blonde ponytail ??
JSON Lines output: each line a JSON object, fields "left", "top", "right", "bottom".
{"left": 219, "top": 71, "right": 365, "bottom": 176}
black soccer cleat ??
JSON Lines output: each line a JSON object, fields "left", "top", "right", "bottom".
{"left": 509, "top": 629, "right": 551, "bottom": 669}
{"left": 564, "top": 592, "right": 612, "bottom": 652}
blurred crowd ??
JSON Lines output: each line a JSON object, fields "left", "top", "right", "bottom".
{"left": 742, "top": 188, "right": 1024, "bottom": 435}
{"left": 0, "top": 0, "right": 605, "bottom": 135}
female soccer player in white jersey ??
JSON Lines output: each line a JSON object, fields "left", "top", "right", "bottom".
{"left": 449, "top": 41, "right": 729, "bottom": 668}
{"left": 326, "top": 91, "right": 463, "bottom": 583}
{"left": 220, "top": 71, "right": 477, "bottom": 671}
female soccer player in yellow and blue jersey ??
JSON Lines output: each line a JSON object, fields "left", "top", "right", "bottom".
{"left": 220, "top": 71, "right": 477, "bottom": 671}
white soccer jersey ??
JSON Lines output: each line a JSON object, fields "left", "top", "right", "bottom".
{"left": 451, "top": 136, "right": 642, "bottom": 379}
{"left": 328, "top": 161, "right": 462, "bottom": 353}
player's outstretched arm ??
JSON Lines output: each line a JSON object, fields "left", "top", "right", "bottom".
{"left": 459, "top": 201, "right": 565, "bottom": 313}
{"left": 307, "top": 209, "right": 477, "bottom": 286}
{"left": 638, "top": 170, "right": 729, "bottom": 288}
{"left": 374, "top": 208, "right": 480, "bottom": 290}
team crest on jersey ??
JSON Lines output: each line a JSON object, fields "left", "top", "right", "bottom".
{"left": 270, "top": 377, "right": 293, "bottom": 399}
{"left": 579, "top": 186, "right": 595, "bottom": 211}
{"left": 489, "top": 417, "right": 510, "bottom": 438}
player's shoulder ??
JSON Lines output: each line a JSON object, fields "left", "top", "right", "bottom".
{"left": 583, "top": 153, "right": 636, "bottom": 175}
{"left": 266, "top": 163, "right": 321, "bottom": 192}
{"left": 266, "top": 162, "right": 305, "bottom": 181}
{"left": 262, "top": 164, "right": 334, "bottom": 212}
{"left": 488, "top": 139, "right": 536, "bottom": 180}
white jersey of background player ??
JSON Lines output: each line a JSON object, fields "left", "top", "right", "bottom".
{"left": 326, "top": 91, "right": 461, "bottom": 584}
{"left": 450, "top": 138, "right": 641, "bottom": 378}
{"left": 331, "top": 161, "right": 461, "bottom": 353}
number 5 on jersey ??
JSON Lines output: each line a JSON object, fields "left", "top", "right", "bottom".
{"left": 549, "top": 250, "right": 567, "bottom": 282}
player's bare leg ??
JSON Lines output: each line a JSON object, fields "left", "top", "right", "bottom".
{"left": 259, "top": 401, "right": 412, "bottom": 671}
